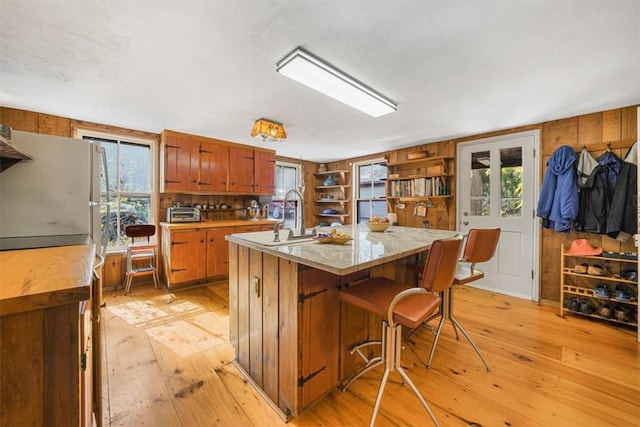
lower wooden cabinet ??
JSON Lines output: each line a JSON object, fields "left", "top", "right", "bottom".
{"left": 206, "top": 227, "right": 235, "bottom": 277}
{"left": 167, "top": 229, "right": 207, "bottom": 284}
{"left": 162, "top": 224, "right": 273, "bottom": 288}
{"left": 299, "top": 268, "right": 340, "bottom": 407}
{"left": 1, "top": 300, "right": 92, "bottom": 426}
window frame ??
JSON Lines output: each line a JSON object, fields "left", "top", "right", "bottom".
{"left": 270, "top": 161, "right": 302, "bottom": 230}
{"left": 74, "top": 128, "right": 157, "bottom": 252}
{"left": 352, "top": 158, "right": 388, "bottom": 224}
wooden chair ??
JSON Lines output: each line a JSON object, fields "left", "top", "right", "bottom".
{"left": 124, "top": 224, "right": 159, "bottom": 294}
{"left": 339, "top": 236, "right": 463, "bottom": 427}
{"left": 411, "top": 228, "right": 501, "bottom": 371}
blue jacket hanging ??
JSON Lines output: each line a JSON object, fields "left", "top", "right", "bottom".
{"left": 537, "top": 145, "right": 579, "bottom": 232}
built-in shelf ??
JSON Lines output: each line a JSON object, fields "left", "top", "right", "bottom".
{"left": 313, "top": 170, "right": 349, "bottom": 176}
{"left": 314, "top": 170, "right": 350, "bottom": 224}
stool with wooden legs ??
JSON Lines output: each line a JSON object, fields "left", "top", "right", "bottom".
{"left": 124, "top": 224, "right": 159, "bottom": 294}
{"left": 409, "top": 228, "right": 500, "bottom": 371}
{"left": 339, "top": 236, "right": 463, "bottom": 427}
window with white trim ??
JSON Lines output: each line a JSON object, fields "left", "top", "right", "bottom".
{"left": 76, "top": 129, "right": 157, "bottom": 251}
{"left": 354, "top": 159, "right": 388, "bottom": 223}
{"left": 268, "top": 161, "right": 301, "bottom": 230}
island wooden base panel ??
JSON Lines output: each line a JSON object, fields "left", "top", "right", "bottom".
{"left": 99, "top": 281, "right": 639, "bottom": 426}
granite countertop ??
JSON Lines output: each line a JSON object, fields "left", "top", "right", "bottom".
{"left": 160, "top": 219, "right": 279, "bottom": 230}
{"left": 0, "top": 244, "right": 95, "bottom": 316}
{"left": 226, "top": 224, "right": 460, "bottom": 275}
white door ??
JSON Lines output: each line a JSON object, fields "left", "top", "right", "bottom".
{"left": 457, "top": 130, "right": 540, "bottom": 300}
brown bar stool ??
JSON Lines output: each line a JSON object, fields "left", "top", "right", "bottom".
{"left": 124, "top": 224, "right": 159, "bottom": 294}
{"left": 339, "top": 236, "right": 463, "bottom": 427}
{"left": 411, "top": 228, "right": 500, "bottom": 371}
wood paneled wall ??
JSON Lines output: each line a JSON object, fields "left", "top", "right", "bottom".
{"left": 322, "top": 106, "right": 638, "bottom": 302}
{"left": 538, "top": 107, "right": 637, "bottom": 301}
{"left": 2, "top": 105, "right": 638, "bottom": 301}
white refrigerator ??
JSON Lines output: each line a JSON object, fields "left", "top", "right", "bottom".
{"left": 0, "top": 130, "right": 109, "bottom": 254}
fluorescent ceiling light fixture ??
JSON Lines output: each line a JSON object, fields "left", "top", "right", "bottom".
{"left": 276, "top": 47, "right": 397, "bottom": 118}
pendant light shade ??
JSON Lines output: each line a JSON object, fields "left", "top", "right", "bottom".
{"left": 251, "top": 118, "right": 287, "bottom": 141}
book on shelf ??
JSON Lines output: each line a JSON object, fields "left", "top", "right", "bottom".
{"left": 388, "top": 176, "right": 449, "bottom": 198}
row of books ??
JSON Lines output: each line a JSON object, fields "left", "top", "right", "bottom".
{"left": 388, "top": 177, "right": 449, "bottom": 197}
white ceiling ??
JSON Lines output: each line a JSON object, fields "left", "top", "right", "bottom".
{"left": 1, "top": 1, "right": 638, "bottom": 162}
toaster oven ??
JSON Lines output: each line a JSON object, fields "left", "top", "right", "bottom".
{"left": 167, "top": 207, "right": 201, "bottom": 223}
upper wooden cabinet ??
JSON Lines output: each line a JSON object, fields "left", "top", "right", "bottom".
{"left": 199, "top": 140, "right": 229, "bottom": 192}
{"left": 163, "top": 135, "right": 199, "bottom": 191}
{"left": 229, "top": 145, "right": 254, "bottom": 193}
{"left": 160, "top": 129, "right": 275, "bottom": 195}
{"left": 254, "top": 149, "right": 276, "bottom": 195}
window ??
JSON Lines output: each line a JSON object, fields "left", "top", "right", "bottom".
{"left": 470, "top": 151, "right": 490, "bottom": 216}
{"left": 354, "top": 159, "right": 387, "bottom": 223}
{"left": 500, "top": 147, "right": 523, "bottom": 217}
{"left": 269, "top": 161, "right": 301, "bottom": 230}
{"left": 76, "top": 129, "right": 156, "bottom": 251}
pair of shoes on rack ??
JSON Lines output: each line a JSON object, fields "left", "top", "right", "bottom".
{"left": 594, "top": 283, "right": 611, "bottom": 298}
{"left": 564, "top": 296, "right": 580, "bottom": 312}
{"left": 613, "top": 284, "right": 636, "bottom": 302}
{"left": 596, "top": 303, "right": 613, "bottom": 318}
{"left": 620, "top": 269, "right": 637, "bottom": 282}
{"left": 572, "top": 263, "right": 589, "bottom": 273}
{"left": 613, "top": 305, "right": 632, "bottom": 322}
{"left": 587, "top": 264, "right": 607, "bottom": 276}
{"left": 579, "top": 298, "right": 596, "bottom": 315}
{"left": 572, "top": 263, "right": 607, "bottom": 276}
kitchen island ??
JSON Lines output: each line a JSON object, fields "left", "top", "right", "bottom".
{"left": 226, "top": 224, "right": 459, "bottom": 420}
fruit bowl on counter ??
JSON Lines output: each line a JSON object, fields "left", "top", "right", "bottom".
{"left": 366, "top": 216, "right": 390, "bottom": 232}
{"left": 314, "top": 229, "right": 353, "bottom": 245}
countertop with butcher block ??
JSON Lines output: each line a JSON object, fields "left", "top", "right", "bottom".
{"left": 0, "top": 244, "right": 95, "bottom": 316}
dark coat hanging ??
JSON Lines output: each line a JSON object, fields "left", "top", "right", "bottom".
{"left": 606, "top": 143, "right": 638, "bottom": 241}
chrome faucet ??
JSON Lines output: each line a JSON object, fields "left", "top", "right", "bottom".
{"left": 273, "top": 188, "right": 308, "bottom": 242}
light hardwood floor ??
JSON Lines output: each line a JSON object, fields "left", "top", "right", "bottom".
{"left": 101, "top": 281, "right": 639, "bottom": 426}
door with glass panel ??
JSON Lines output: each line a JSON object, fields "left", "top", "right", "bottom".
{"left": 457, "top": 130, "right": 539, "bottom": 300}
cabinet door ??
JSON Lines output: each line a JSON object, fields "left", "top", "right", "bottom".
{"left": 169, "top": 230, "right": 207, "bottom": 283}
{"left": 299, "top": 269, "right": 340, "bottom": 408}
{"left": 212, "top": 142, "right": 230, "bottom": 192}
{"left": 229, "top": 146, "right": 255, "bottom": 193}
{"left": 254, "top": 150, "right": 275, "bottom": 195}
{"left": 198, "top": 141, "right": 215, "bottom": 192}
{"left": 199, "top": 141, "right": 229, "bottom": 192}
{"left": 164, "top": 136, "right": 198, "bottom": 191}
{"left": 206, "top": 227, "right": 234, "bottom": 277}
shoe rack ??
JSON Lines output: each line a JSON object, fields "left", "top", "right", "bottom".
{"left": 560, "top": 244, "right": 638, "bottom": 327}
